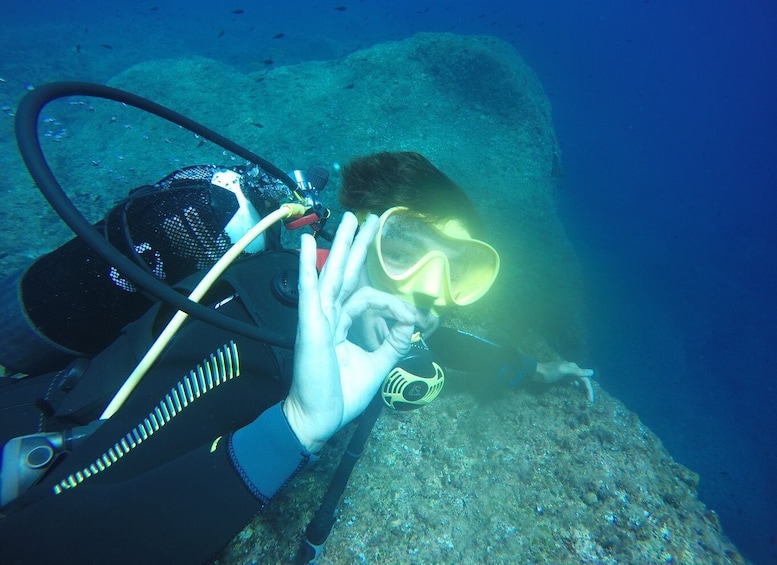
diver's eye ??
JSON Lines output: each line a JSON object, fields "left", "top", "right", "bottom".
{"left": 380, "top": 237, "right": 420, "bottom": 272}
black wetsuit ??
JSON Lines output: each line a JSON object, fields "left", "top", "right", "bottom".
{"left": 0, "top": 168, "right": 537, "bottom": 563}
{"left": 0, "top": 250, "right": 307, "bottom": 564}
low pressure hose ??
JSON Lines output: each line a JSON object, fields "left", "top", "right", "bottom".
{"left": 100, "top": 203, "right": 306, "bottom": 420}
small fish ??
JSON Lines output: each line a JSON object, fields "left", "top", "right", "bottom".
{"left": 334, "top": 5, "right": 347, "bottom": 11}
{"left": 344, "top": 83, "right": 354, "bottom": 90}
{"left": 149, "top": 6, "right": 158, "bottom": 11}
{"left": 217, "top": 30, "right": 225, "bottom": 39}
{"left": 262, "top": 58, "right": 274, "bottom": 65}
{"left": 272, "top": 32, "right": 284, "bottom": 39}
{"left": 101, "top": 44, "right": 113, "bottom": 49}
{"left": 251, "top": 122, "right": 264, "bottom": 128}
{"left": 231, "top": 9, "right": 244, "bottom": 14}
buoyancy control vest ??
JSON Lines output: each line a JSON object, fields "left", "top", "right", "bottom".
{"left": 0, "top": 249, "right": 300, "bottom": 492}
{"left": 0, "top": 165, "right": 288, "bottom": 376}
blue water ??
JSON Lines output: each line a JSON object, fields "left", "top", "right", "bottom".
{"left": 2, "top": 1, "right": 775, "bottom": 562}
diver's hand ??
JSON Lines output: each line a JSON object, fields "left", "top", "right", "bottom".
{"left": 284, "top": 213, "right": 417, "bottom": 453}
{"left": 534, "top": 361, "right": 596, "bottom": 403}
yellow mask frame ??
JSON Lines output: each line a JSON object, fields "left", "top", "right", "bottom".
{"left": 366, "top": 207, "right": 500, "bottom": 314}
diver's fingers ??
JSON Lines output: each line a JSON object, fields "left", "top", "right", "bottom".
{"left": 340, "top": 287, "right": 417, "bottom": 327}
{"left": 318, "top": 213, "right": 358, "bottom": 313}
{"left": 294, "top": 233, "right": 341, "bottom": 407}
{"left": 339, "top": 214, "right": 379, "bottom": 299}
{"left": 580, "top": 376, "right": 595, "bottom": 403}
{"left": 334, "top": 287, "right": 416, "bottom": 345}
{"left": 376, "top": 318, "right": 415, "bottom": 360}
{"left": 563, "top": 361, "right": 594, "bottom": 379}
{"left": 296, "top": 233, "right": 324, "bottom": 346}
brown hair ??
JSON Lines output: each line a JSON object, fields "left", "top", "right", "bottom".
{"left": 338, "top": 151, "right": 483, "bottom": 236}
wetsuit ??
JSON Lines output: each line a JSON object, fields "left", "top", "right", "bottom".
{"left": 0, "top": 168, "right": 537, "bottom": 563}
{"left": 0, "top": 250, "right": 307, "bottom": 564}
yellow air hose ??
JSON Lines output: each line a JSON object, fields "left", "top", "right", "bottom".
{"left": 100, "top": 202, "right": 308, "bottom": 420}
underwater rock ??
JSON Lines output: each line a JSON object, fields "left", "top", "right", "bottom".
{"left": 217, "top": 384, "right": 745, "bottom": 564}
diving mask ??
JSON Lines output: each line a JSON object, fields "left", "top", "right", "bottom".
{"left": 366, "top": 207, "right": 500, "bottom": 315}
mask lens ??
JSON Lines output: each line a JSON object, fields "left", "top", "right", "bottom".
{"left": 379, "top": 211, "right": 441, "bottom": 276}
{"left": 378, "top": 209, "right": 497, "bottom": 290}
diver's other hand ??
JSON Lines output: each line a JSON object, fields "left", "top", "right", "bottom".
{"left": 285, "top": 213, "right": 416, "bottom": 453}
{"left": 534, "top": 360, "right": 596, "bottom": 403}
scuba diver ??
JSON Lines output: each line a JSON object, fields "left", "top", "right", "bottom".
{"left": 0, "top": 83, "right": 592, "bottom": 564}
{"left": 337, "top": 151, "right": 595, "bottom": 399}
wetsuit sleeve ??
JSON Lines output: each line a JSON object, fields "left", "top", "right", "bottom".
{"left": 426, "top": 327, "right": 538, "bottom": 387}
{"left": 0, "top": 402, "right": 310, "bottom": 565}
{"left": 229, "top": 401, "right": 313, "bottom": 501}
